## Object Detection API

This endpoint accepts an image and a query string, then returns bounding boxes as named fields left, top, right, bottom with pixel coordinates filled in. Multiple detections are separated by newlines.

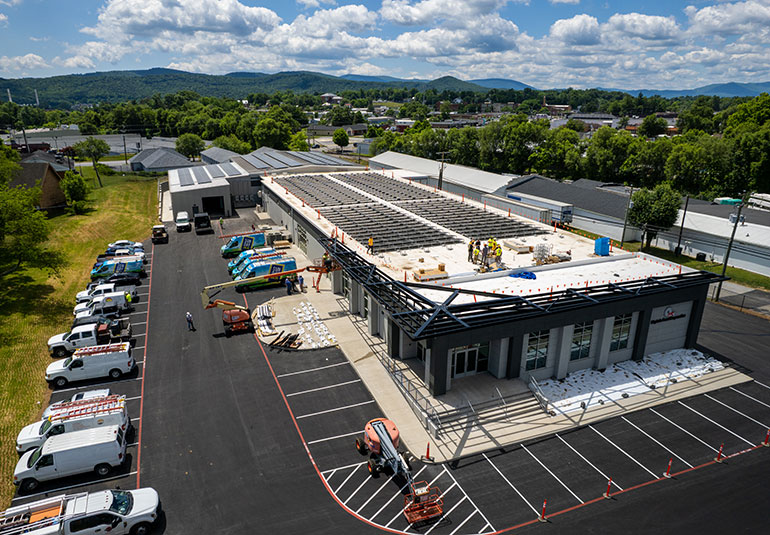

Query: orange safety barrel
left=364, top=418, right=399, bottom=454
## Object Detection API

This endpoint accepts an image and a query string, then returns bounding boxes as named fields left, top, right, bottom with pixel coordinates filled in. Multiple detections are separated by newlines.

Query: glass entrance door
left=451, top=346, right=479, bottom=378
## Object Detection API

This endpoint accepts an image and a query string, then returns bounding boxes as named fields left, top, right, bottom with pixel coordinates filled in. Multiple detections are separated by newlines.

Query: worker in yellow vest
left=472, top=246, right=480, bottom=264
left=467, top=239, right=475, bottom=262
left=495, top=245, right=503, bottom=266
left=367, top=236, right=374, bottom=254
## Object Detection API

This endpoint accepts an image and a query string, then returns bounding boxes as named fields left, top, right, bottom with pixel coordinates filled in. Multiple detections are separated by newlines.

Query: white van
left=14, top=425, right=127, bottom=494
left=45, top=343, right=136, bottom=388
left=42, top=388, right=111, bottom=418
left=76, top=283, right=136, bottom=304
left=175, top=211, right=191, bottom=232
left=73, top=292, right=132, bottom=317
left=16, top=395, right=129, bottom=453
left=0, top=488, right=160, bottom=535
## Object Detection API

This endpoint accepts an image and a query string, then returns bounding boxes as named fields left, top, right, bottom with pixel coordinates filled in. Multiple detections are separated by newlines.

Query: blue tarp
left=509, top=271, right=536, bottom=280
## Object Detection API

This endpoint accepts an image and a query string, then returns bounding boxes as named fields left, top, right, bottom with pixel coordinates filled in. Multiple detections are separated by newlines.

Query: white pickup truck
left=48, top=323, right=132, bottom=358
left=0, top=488, right=160, bottom=535
left=76, top=282, right=137, bottom=304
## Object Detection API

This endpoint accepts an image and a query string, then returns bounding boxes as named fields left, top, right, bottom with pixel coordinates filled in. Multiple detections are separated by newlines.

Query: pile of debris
left=294, top=301, right=337, bottom=349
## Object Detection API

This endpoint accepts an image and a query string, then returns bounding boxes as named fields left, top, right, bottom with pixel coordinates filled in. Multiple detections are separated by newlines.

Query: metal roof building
left=201, top=146, right=238, bottom=165
left=168, top=162, right=248, bottom=218
left=129, top=147, right=191, bottom=172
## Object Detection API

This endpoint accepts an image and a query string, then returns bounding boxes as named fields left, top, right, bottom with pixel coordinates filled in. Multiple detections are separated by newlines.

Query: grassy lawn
left=0, top=168, right=156, bottom=506
left=559, top=225, right=770, bottom=291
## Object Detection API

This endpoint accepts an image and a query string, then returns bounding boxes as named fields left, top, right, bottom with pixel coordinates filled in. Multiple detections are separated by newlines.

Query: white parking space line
left=131, top=417, right=140, bottom=422
left=425, top=496, right=467, bottom=535
left=754, top=380, right=770, bottom=391
left=321, top=461, right=367, bottom=477
left=441, top=465, right=494, bottom=531
left=125, top=396, right=142, bottom=401
left=132, top=322, right=147, bottom=327
left=133, top=345, right=145, bottom=351
left=521, top=444, right=583, bottom=503
left=53, top=377, right=142, bottom=393
left=355, top=474, right=396, bottom=514
left=448, top=507, right=476, bottom=535
left=730, top=387, right=770, bottom=410
left=555, top=434, right=623, bottom=490
left=11, top=471, right=138, bottom=502
left=649, top=408, right=720, bottom=454
left=478, top=522, right=492, bottom=534
left=307, top=430, right=361, bottom=445
left=277, top=361, right=348, bottom=378
left=126, top=311, right=147, bottom=316
left=334, top=465, right=361, bottom=494
left=126, top=442, right=138, bottom=447
left=705, top=394, right=770, bottom=429
left=296, top=400, right=375, bottom=420
left=343, top=474, right=373, bottom=506
left=286, top=379, right=361, bottom=397
left=589, top=425, right=658, bottom=479
left=385, top=468, right=446, bottom=528
left=621, top=417, right=693, bottom=468
left=369, top=466, right=427, bottom=522
left=483, top=453, right=538, bottom=516
left=678, top=401, right=755, bottom=446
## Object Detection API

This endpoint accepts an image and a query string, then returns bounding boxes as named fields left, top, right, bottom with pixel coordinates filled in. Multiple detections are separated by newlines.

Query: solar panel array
left=220, top=163, right=240, bottom=177
left=273, top=174, right=371, bottom=207
left=334, top=172, right=439, bottom=202
left=178, top=168, right=194, bottom=187
left=320, top=204, right=461, bottom=252
left=192, top=166, right=211, bottom=184
left=395, top=198, right=548, bottom=240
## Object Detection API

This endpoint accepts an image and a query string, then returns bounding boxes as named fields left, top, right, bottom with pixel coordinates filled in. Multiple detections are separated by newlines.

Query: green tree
left=73, top=137, right=110, bottom=187
left=584, top=126, right=634, bottom=182
left=60, top=170, right=90, bottom=213
left=0, top=144, right=21, bottom=185
left=365, top=125, right=383, bottom=138
left=529, top=127, right=582, bottom=180
left=323, top=106, right=355, bottom=126
left=175, top=133, right=205, bottom=159
left=289, top=130, right=309, bottom=151
left=637, top=115, right=668, bottom=138
left=333, top=128, right=349, bottom=152
left=212, top=134, right=251, bottom=154
left=0, top=185, right=63, bottom=275
left=253, top=118, right=291, bottom=150
left=627, top=183, right=681, bottom=249
left=564, top=119, right=587, bottom=133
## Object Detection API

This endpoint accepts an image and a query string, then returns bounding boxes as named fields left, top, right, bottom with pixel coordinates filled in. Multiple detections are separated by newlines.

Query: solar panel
left=208, top=165, right=225, bottom=178
left=266, top=150, right=301, bottom=167
left=316, top=153, right=349, bottom=166
left=253, top=152, right=287, bottom=169
left=220, top=163, right=240, bottom=176
left=243, top=154, right=269, bottom=169
left=178, top=168, right=194, bottom=187
left=294, top=151, right=328, bottom=165
left=192, top=166, right=211, bottom=184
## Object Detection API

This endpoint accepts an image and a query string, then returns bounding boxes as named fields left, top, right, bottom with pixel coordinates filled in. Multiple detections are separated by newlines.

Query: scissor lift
left=356, top=418, right=444, bottom=524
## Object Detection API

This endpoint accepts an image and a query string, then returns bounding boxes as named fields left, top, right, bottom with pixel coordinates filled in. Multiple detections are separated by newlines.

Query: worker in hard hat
left=367, top=236, right=374, bottom=254
left=472, top=245, right=480, bottom=264
left=467, top=239, right=475, bottom=262
left=495, top=245, right=503, bottom=266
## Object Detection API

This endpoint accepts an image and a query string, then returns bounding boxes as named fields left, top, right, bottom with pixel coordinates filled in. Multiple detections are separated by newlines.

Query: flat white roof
left=682, top=210, right=770, bottom=248
left=264, top=170, right=686, bottom=297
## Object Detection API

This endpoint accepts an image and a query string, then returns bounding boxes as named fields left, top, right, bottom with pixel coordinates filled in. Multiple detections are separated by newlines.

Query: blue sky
left=1, top=0, right=769, bottom=89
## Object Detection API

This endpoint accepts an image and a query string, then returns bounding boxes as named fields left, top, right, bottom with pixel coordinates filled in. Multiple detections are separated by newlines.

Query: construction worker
left=481, top=243, right=489, bottom=266
left=185, top=311, right=195, bottom=331
left=125, top=292, right=132, bottom=311
left=285, top=276, right=293, bottom=295
left=367, top=236, right=374, bottom=254
left=219, top=217, right=224, bottom=231
left=472, top=245, right=480, bottom=264
left=323, top=252, right=332, bottom=270
left=467, top=239, right=474, bottom=262
left=298, top=275, right=305, bottom=292
left=495, top=245, right=503, bottom=266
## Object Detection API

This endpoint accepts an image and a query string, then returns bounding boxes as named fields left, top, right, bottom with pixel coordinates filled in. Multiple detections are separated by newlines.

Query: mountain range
left=1, top=68, right=768, bottom=108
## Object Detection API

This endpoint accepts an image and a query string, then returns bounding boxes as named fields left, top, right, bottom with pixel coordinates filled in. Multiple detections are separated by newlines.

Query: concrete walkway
left=710, top=280, right=770, bottom=318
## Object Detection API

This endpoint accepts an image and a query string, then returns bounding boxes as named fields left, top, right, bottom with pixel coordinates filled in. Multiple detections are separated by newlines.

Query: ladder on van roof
left=73, top=342, right=129, bottom=357
left=48, top=395, right=126, bottom=422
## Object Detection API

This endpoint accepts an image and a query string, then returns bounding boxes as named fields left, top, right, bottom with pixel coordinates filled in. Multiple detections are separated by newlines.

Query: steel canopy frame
left=321, top=238, right=726, bottom=340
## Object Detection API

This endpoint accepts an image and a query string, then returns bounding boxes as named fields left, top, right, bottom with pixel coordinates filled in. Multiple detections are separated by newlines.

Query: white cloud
left=550, top=14, right=600, bottom=45
left=0, top=13, right=7, bottom=25
left=606, top=13, right=680, bottom=41
left=380, top=0, right=514, bottom=27
left=685, top=1, right=770, bottom=36
left=550, top=0, right=579, bottom=4
left=0, top=0, right=22, bottom=5
left=0, top=53, right=49, bottom=71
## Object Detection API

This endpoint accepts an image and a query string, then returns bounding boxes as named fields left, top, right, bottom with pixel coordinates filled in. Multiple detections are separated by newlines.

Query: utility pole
left=620, top=186, right=634, bottom=248
left=714, top=196, right=745, bottom=302
left=436, top=151, right=449, bottom=191
left=675, top=194, right=690, bottom=256
left=122, top=133, right=128, bottom=165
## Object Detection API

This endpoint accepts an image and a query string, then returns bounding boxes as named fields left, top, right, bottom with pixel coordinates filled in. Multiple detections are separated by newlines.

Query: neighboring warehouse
left=168, top=147, right=361, bottom=218
left=201, top=146, right=238, bottom=165
left=262, top=170, right=720, bottom=396
left=129, top=147, right=191, bottom=172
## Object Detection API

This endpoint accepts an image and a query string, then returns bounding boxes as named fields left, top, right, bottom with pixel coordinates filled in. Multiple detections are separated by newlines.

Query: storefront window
left=570, top=322, right=593, bottom=360
left=526, top=330, right=549, bottom=371
left=610, top=313, right=633, bottom=351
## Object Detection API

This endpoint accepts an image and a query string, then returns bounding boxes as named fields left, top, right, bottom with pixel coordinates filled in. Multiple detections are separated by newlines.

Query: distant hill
left=470, top=78, right=535, bottom=90
left=0, top=68, right=487, bottom=108
left=603, top=81, right=770, bottom=98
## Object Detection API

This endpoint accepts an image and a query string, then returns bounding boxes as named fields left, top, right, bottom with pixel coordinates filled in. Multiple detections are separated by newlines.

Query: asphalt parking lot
left=22, top=214, right=769, bottom=534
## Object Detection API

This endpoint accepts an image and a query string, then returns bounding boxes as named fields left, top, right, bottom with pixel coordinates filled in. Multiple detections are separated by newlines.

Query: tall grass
left=0, top=170, right=156, bottom=506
